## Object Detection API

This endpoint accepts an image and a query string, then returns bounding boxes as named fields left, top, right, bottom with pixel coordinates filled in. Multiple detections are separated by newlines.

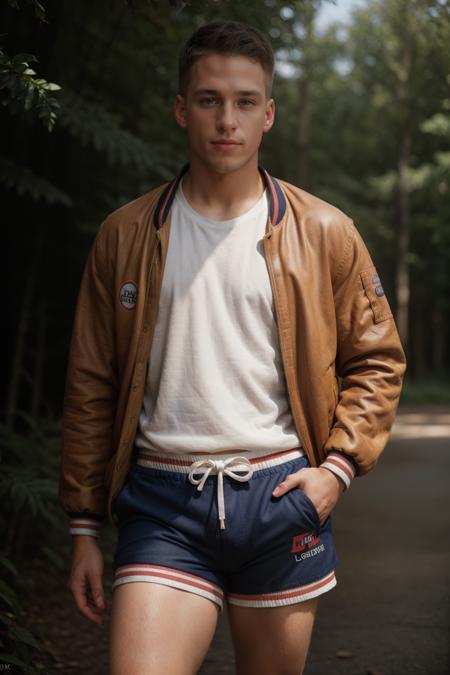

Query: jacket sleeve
left=58, top=219, right=118, bottom=535
left=322, top=219, right=407, bottom=477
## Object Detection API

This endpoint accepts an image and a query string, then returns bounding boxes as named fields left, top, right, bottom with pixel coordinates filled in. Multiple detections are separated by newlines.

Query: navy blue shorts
left=111, top=447, right=338, bottom=611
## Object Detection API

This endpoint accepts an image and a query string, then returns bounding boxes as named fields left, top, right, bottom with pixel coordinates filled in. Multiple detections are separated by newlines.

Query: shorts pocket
left=288, top=488, right=321, bottom=530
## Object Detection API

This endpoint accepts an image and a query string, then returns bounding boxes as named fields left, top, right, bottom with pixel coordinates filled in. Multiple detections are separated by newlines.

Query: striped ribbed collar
left=153, top=163, right=287, bottom=230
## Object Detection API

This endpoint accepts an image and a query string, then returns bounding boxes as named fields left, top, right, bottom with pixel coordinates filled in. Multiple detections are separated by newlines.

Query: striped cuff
left=69, top=517, right=101, bottom=537
left=320, top=451, right=357, bottom=490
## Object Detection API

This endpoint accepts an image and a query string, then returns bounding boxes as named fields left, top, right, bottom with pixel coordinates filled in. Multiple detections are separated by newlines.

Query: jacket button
left=143, top=325, right=148, bottom=333
left=116, top=463, right=121, bottom=472
left=132, top=384, right=138, bottom=391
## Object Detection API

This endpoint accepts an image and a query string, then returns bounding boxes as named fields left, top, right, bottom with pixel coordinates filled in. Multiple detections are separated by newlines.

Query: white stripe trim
left=112, top=574, right=223, bottom=610
left=229, top=571, right=335, bottom=599
left=326, top=453, right=356, bottom=475
left=321, top=462, right=352, bottom=489
left=70, top=518, right=100, bottom=536
left=69, top=527, right=100, bottom=537
left=136, top=448, right=304, bottom=474
left=227, top=574, right=337, bottom=608
left=321, top=453, right=356, bottom=490
left=114, top=564, right=224, bottom=595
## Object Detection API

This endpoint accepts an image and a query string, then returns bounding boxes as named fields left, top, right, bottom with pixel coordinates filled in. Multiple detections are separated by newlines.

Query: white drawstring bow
left=188, top=456, right=254, bottom=530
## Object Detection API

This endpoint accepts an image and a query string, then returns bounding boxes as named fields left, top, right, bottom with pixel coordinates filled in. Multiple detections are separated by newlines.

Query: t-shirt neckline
left=176, top=176, right=268, bottom=228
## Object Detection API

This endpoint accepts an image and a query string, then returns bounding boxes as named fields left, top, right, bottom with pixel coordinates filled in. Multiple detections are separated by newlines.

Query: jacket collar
left=153, top=162, right=286, bottom=230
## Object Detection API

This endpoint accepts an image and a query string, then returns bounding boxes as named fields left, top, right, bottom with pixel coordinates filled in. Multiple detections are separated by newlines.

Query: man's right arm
left=59, top=218, right=118, bottom=539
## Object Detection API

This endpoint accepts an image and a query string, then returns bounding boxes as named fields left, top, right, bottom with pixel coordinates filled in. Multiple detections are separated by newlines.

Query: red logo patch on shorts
left=291, top=530, right=320, bottom=554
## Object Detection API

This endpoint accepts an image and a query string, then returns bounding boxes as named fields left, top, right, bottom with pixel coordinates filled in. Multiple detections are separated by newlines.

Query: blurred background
left=1, top=1, right=449, bottom=673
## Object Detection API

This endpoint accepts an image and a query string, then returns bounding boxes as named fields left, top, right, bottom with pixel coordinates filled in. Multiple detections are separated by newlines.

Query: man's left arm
left=273, top=218, right=407, bottom=521
left=323, top=219, right=407, bottom=478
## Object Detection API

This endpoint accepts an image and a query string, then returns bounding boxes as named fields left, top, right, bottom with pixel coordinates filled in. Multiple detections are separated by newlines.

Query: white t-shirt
left=134, top=179, right=301, bottom=454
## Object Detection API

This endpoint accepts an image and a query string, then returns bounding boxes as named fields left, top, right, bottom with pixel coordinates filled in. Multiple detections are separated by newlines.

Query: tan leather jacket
left=59, top=164, right=406, bottom=526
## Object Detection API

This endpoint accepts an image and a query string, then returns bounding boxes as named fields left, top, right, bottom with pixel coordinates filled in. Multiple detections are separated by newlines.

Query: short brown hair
left=178, top=20, right=275, bottom=98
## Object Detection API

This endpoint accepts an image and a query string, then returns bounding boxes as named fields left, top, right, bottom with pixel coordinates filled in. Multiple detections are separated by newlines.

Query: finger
left=272, top=471, right=304, bottom=497
left=71, top=577, right=104, bottom=625
left=88, top=571, right=106, bottom=610
left=76, top=587, right=104, bottom=624
left=319, top=510, right=329, bottom=527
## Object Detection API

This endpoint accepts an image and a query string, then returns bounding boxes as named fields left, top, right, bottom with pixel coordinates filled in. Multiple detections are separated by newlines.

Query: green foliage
left=5, top=0, right=47, bottom=22
left=400, top=377, right=450, bottom=404
left=368, top=162, right=445, bottom=197
left=0, top=414, right=67, bottom=562
left=419, top=107, right=450, bottom=187
left=0, top=554, right=42, bottom=674
left=0, top=618, right=42, bottom=674
left=57, top=90, right=176, bottom=178
left=422, top=112, right=450, bottom=137
left=0, top=157, right=73, bottom=205
left=0, top=49, right=61, bottom=131
left=0, top=413, right=68, bottom=673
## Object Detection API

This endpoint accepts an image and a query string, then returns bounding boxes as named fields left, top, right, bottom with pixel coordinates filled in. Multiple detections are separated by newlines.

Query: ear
left=174, top=94, right=187, bottom=129
left=263, top=98, right=275, bottom=134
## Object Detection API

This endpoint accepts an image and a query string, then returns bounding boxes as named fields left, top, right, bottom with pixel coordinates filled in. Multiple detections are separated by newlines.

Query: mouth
left=211, top=140, right=242, bottom=150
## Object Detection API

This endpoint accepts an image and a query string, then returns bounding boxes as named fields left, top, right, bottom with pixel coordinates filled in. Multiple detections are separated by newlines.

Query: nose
left=216, top=101, right=237, bottom=133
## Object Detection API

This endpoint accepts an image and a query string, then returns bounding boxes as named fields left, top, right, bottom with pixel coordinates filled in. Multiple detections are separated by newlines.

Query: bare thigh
left=109, top=582, right=219, bottom=675
left=228, top=597, right=319, bottom=675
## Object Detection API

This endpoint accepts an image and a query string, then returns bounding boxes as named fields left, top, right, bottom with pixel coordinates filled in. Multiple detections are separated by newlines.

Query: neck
left=181, top=156, right=265, bottom=221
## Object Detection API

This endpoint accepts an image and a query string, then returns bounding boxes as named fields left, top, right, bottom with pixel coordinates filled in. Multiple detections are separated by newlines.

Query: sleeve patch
left=360, top=266, right=393, bottom=324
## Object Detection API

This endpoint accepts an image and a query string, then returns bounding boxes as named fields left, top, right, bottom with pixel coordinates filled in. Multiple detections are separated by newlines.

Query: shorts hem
left=226, top=570, right=336, bottom=608
left=112, top=563, right=224, bottom=611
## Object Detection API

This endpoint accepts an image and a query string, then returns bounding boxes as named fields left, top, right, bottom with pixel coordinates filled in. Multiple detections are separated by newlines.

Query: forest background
left=0, top=0, right=449, bottom=672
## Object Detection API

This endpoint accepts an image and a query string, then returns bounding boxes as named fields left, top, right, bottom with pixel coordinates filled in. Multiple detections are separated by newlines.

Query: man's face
left=174, top=53, right=275, bottom=175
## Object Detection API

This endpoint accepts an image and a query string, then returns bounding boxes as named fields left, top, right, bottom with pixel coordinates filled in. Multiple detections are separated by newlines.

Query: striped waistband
left=134, top=446, right=305, bottom=474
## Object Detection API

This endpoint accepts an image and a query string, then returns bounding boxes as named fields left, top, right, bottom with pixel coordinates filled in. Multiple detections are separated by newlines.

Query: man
left=59, top=20, right=406, bottom=675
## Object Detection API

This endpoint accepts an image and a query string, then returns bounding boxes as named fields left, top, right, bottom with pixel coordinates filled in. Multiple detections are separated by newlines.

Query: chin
left=205, top=156, right=250, bottom=175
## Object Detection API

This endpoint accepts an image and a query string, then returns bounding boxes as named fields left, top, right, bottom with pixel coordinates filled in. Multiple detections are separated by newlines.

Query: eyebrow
left=193, top=88, right=262, bottom=98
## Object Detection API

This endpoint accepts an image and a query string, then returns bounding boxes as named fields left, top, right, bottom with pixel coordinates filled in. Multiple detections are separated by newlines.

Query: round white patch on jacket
left=119, top=282, right=137, bottom=310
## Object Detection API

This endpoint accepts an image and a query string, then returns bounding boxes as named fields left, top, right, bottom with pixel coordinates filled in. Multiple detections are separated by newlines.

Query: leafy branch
left=0, top=157, right=73, bottom=206
left=0, top=49, right=61, bottom=131
left=57, top=89, right=177, bottom=178
left=5, top=0, right=47, bottom=22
